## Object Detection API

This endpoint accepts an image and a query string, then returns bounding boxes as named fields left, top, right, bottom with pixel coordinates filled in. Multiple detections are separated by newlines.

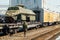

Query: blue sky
left=0, top=0, right=60, bottom=12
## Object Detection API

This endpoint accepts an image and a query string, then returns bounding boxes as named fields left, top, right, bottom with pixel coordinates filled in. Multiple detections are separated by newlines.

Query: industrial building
left=10, top=0, right=42, bottom=9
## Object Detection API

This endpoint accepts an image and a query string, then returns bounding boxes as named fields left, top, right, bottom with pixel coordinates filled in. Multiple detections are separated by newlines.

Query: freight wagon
left=33, top=9, right=60, bottom=26
left=55, top=13, right=60, bottom=24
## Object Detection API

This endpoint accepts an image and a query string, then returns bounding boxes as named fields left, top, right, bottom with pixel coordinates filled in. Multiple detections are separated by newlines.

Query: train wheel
left=35, top=26, right=38, bottom=29
left=56, top=23, right=58, bottom=24
left=2, top=30, right=7, bottom=35
left=14, top=29, right=18, bottom=33
left=37, top=25, right=40, bottom=28
left=43, top=23, right=48, bottom=27
left=9, top=29, right=14, bottom=36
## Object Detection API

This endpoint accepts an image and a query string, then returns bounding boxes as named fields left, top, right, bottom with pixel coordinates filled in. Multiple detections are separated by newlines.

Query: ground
left=0, top=24, right=60, bottom=40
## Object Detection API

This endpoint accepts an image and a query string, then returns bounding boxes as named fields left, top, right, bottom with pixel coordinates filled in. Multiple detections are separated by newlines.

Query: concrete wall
left=10, top=0, right=18, bottom=6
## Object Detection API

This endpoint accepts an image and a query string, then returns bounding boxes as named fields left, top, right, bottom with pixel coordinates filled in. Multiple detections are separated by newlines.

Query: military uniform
left=23, top=22, right=27, bottom=37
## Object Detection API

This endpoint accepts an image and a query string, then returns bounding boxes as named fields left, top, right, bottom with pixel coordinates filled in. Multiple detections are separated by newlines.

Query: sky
left=0, top=0, right=60, bottom=12
left=0, top=0, right=9, bottom=10
left=44, top=0, right=60, bottom=12
left=0, top=0, right=9, bottom=5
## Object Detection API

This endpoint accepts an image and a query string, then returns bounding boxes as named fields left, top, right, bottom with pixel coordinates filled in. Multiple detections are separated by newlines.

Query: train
left=6, top=5, right=60, bottom=26
left=33, top=9, right=60, bottom=26
left=0, top=4, right=60, bottom=34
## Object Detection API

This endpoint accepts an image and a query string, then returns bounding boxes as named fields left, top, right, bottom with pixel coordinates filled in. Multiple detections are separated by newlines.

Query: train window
left=8, top=7, right=19, bottom=10
left=26, top=16, right=30, bottom=22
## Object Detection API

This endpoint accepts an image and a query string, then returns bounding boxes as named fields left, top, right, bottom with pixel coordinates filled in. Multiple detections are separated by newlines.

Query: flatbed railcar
left=0, top=5, right=40, bottom=34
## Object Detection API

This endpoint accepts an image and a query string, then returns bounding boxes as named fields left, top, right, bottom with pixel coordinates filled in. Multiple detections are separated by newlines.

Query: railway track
left=32, top=26, right=60, bottom=40
left=9, top=25, right=60, bottom=37
left=0, top=24, right=60, bottom=40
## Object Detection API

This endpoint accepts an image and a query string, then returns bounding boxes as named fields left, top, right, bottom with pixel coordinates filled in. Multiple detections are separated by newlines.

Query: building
left=10, top=0, right=42, bottom=9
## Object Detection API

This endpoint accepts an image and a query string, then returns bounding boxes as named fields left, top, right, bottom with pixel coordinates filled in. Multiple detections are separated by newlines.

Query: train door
left=26, top=16, right=30, bottom=22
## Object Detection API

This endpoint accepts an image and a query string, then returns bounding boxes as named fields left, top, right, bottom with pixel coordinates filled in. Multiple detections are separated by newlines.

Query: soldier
left=23, top=21, right=27, bottom=37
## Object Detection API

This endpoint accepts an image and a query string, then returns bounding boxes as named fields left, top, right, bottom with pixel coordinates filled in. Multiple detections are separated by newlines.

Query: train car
left=49, top=12, right=54, bottom=25
left=33, top=8, right=60, bottom=26
left=42, top=10, right=55, bottom=26
left=45, top=11, right=55, bottom=25
left=56, top=13, right=60, bottom=24
left=43, top=10, right=60, bottom=25
left=58, top=13, right=60, bottom=24
left=5, top=5, right=40, bottom=29
left=38, top=9, right=54, bottom=26
left=43, top=10, right=49, bottom=26
left=51, top=13, right=59, bottom=24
